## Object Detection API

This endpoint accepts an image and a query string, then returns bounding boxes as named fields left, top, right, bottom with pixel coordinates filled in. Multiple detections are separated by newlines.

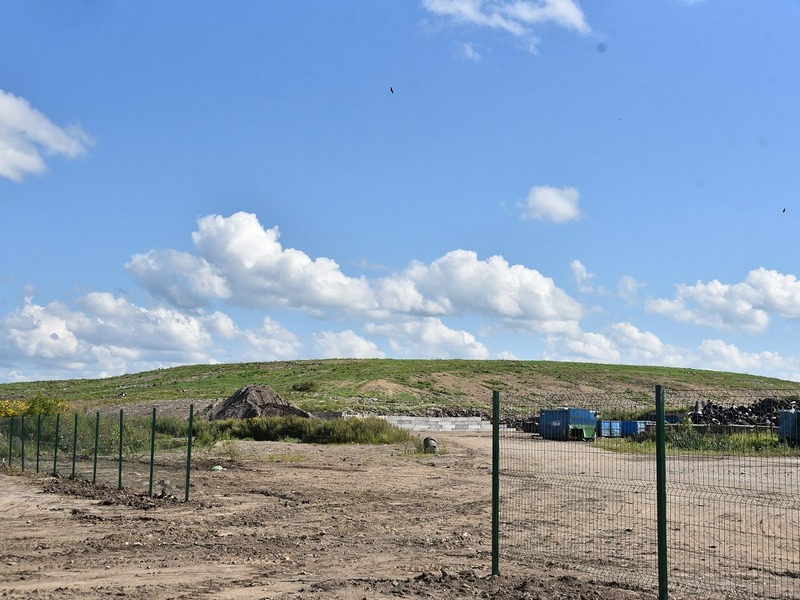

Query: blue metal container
left=621, top=420, right=648, bottom=437
left=779, top=410, right=799, bottom=446
left=540, top=408, right=597, bottom=441
left=598, top=420, right=621, bottom=438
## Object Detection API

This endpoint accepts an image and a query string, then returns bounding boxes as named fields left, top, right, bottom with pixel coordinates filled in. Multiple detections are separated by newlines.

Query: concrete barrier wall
left=380, top=415, right=491, bottom=431
left=311, top=411, right=506, bottom=432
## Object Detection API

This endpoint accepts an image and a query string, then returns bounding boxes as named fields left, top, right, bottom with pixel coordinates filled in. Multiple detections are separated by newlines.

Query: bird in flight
left=783, top=208, right=786, bottom=213
left=390, top=87, right=394, bottom=93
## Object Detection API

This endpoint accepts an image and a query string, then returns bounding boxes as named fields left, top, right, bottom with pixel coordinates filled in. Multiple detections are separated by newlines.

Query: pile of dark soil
left=200, top=384, right=315, bottom=420
left=42, top=477, right=182, bottom=510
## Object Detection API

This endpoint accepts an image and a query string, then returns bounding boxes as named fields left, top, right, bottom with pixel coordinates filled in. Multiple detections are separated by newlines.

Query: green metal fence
left=1, top=405, right=196, bottom=502
left=494, top=387, right=800, bottom=600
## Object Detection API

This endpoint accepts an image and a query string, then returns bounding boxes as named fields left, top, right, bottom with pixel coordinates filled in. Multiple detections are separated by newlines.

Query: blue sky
left=2, top=0, right=800, bottom=383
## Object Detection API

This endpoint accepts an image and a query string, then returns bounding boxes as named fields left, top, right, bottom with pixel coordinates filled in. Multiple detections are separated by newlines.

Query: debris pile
left=689, top=397, right=797, bottom=427
left=201, top=384, right=314, bottom=420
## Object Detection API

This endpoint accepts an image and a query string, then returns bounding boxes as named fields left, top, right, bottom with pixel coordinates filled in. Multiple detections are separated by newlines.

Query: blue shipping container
left=540, top=408, right=597, bottom=441
left=598, top=420, right=621, bottom=438
left=779, top=410, right=799, bottom=445
left=621, top=421, right=649, bottom=437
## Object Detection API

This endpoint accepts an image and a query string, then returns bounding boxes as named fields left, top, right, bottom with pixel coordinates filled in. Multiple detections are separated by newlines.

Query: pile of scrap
left=689, top=397, right=797, bottom=427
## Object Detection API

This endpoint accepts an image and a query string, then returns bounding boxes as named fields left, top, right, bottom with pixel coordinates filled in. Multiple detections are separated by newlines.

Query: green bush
left=602, top=421, right=792, bottom=456
left=0, top=394, right=68, bottom=417
left=291, top=381, right=318, bottom=392
left=28, top=394, right=69, bottom=415
left=326, top=416, right=412, bottom=444
left=154, top=416, right=189, bottom=437
left=197, top=415, right=412, bottom=445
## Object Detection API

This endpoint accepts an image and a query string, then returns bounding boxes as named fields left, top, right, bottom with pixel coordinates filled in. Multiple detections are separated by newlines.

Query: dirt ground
left=0, top=432, right=657, bottom=600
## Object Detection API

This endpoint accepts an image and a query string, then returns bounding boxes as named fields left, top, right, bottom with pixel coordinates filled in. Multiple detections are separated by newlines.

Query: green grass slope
left=1, top=359, right=796, bottom=416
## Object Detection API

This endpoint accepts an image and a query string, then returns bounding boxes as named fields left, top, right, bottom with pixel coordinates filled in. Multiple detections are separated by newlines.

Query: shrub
left=154, top=416, right=191, bottom=437
left=0, top=400, right=27, bottom=418
left=193, top=415, right=412, bottom=445
left=24, top=393, right=69, bottom=416
left=326, top=416, right=413, bottom=445
left=0, top=394, right=67, bottom=417
left=291, top=381, right=318, bottom=392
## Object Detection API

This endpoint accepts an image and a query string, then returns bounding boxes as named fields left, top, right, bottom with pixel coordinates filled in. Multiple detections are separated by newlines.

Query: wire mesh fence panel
left=663, top=389, right=800, bottom=600
left=1, top=417, right=12, bottom=466
left=499, top=392, right=660, bottom=595
left=2, top=408, right=195, bottom=500
left=86, top=409, right=194, bottom=498
left=498, top=388, right=800, bottom=600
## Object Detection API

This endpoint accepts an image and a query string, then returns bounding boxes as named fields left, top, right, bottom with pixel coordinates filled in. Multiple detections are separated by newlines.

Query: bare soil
left=0, top=432, right=655, bottom=600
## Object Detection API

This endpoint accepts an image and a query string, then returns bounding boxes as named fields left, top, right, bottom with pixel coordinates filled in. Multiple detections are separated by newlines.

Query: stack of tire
left=689, top=397, right=797, bottom=427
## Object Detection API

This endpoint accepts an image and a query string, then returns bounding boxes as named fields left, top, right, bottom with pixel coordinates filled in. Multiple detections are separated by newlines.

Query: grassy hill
left=1, top=359, right=796, bottom=416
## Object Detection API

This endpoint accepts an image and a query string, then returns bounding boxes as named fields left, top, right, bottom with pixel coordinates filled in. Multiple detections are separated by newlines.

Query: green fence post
left=53, top=413, right=61, bottom=477
left=20, top=416, right=25, bottom=471
left=71, top=413, right=79, bottom=479
left=36, top=415, right=41, bottom=473
left=148, top=406, right=157, bottom=497
left=184, top=404, right=194, bottom=502
left=8, top=416, right=14, bottom=467
left=492, top=390, right=500, bottom=576
left=118, top=409, right=124, bottom=490
left=92, top=411, right=100, bottom=485
left=656, top=385, right=668, bottom=600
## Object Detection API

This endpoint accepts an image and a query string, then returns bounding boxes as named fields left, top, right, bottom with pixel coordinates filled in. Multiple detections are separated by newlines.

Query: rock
left=157, top=479, right=173, bottom=497
left=200, top=384, right=315, bottom=420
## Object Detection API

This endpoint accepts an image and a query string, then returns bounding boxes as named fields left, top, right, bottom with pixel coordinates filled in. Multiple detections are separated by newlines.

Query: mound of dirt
left=200, top=384, right=314, bottom=420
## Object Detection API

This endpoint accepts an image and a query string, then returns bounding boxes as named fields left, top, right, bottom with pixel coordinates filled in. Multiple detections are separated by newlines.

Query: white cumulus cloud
left=697, top=339, right=800, bottom=380
left=3, top=298, right=84, bottom=360
left=545, top=330, right=620, bottom=362
left=646, top=268, right=800, bottom=333
left=605, top=322, right=686, bottom=366
left=0, top=89, right=93, bottom=182
left=519, top=185, right=582, bottom=223
left=313, top=330, right=386, bottom=359
left=618, top=275, right=645, bottom=305
left=127, top=212, right=376, bottom=313
left=571, top=259, right=606, bottom=295
left=422, top=0, right=591, bottom=41
left=378, top=249, right=583, bottom=332
left=0, top=295, right=216, bottom=377
left=502, top=0, right=590, bottom=33
left=458, top=41, right=483, bottom=61
left=232, top=317, right=302, bottom=361
left=545, top=322, right=689, bottom=367
left=127, top=213, right=583, bottom=337
left=125, top=250, right=231, bottom=309
left=0, top=293, right=311, bottom=378
left=366, top=317, right=489, bottom=359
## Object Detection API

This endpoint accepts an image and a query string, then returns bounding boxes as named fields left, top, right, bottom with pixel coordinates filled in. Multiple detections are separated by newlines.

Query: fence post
left=118, top=409, right=124, bottom=490
left=71, top=413, right=79, bottom=479
left=53, top=413, right=61, bottom=477
left=92, top=411, right=100, bottom=485
left=36, top=415, right=41, bottom=473
left=148, top=406, right=157, bottom=497
left=8, top=416, right=14, bottom=467
left=492, top=390, right=500, bottom=576
left=184, top=404, right=194, bottom=502
left=20, top=416, right=25, bottom=471
left=656, top=385, right=668, bottom=600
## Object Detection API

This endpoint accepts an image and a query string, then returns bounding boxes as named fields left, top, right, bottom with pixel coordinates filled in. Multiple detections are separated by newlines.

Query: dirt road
left=0, top=432, right=655, bottom=599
